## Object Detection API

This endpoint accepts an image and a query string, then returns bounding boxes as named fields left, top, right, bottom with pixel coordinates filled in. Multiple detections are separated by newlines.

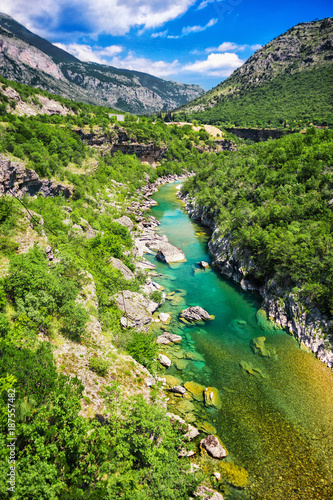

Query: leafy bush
left=89, top=355, right=109, bottom=376
left=126, top=330, right=158, bottom=372
left=150, top=290, right=163, bottom=303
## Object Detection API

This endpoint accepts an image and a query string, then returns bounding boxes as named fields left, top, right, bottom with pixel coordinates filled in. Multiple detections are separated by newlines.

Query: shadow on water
left=146, top=182, right=333, bottom=499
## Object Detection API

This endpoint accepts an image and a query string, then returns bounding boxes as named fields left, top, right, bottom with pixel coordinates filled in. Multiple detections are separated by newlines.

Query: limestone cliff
left=180, top=194, right=333, bottom=368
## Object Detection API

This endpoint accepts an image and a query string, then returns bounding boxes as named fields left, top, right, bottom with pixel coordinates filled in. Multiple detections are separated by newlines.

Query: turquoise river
left=146, top=182, right=333, bottom=500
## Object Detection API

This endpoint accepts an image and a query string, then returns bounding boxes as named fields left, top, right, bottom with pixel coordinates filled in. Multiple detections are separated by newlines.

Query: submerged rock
left=184, top=381, right=205, bottom=402
left=219, top=462, right=249, bottom=489
left=180, top=306, right=214, bottom=322
left=204, top=387, right=222, bottom=409
left=164, top=375, right=183, bottom=387
left=240, top=360, right=266, bottom=378
left=250, top=336, right=271, bottom=357
left=199, top=421, right=217, bottom=434
left=200, top=435, right=228, bottom=459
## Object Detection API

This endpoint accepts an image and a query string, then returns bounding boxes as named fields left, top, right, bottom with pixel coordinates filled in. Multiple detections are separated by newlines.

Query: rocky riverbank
left=179, top=193, right=333, bottom=369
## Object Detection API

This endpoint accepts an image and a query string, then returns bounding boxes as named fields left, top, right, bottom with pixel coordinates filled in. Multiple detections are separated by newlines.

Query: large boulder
left=200, top=435, right=228, bottom=459
left=180, top=306, right=214, bottom=322
left=155, top=242, right=186, bottom=263
left=115, top=290, right=158, bottom=331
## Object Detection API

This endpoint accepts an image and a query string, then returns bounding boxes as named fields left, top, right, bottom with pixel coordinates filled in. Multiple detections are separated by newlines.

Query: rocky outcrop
left=180, top=195, right=333, bottom=368
left=114, top=290, right=159, bottom=331
left=0, top=154, right=72, bottom=198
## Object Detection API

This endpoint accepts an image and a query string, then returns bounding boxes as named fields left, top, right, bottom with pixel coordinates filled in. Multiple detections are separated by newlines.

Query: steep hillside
left=177, top=18, right=333, bottom=127
left=0, top=13, right=204, bottom=114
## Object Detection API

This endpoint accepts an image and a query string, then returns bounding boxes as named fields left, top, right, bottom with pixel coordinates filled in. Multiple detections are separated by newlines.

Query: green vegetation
left=182, top=128, right=333, bottom=316
left=88, top=355, right=109, bottom=376
left=180, top=67, right=333, bottom=128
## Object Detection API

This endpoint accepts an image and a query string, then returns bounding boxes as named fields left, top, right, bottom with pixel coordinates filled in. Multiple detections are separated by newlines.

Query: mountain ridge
left=0, top=13, right=204, bottom=114
left=177, top=17, right=333, bottom=127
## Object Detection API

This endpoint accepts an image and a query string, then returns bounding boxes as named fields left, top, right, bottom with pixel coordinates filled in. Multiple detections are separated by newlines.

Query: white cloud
left=197, top=0, right=214, bottom=10
left=183, top=52, right=244, bottom=76
left=0, top=0, right=197, bottom=36
left=205, top=42, right=262, bottom=53
left=54, top=43, right=123, bottom=64
left=109, top=52, right=180, bottom=78
left=181, top=17, right=218, bottom=35
left=151, top=30, right=168, bottom=38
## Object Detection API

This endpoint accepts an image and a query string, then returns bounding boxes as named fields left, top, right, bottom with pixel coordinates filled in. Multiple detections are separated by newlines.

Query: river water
left=145, top=182, right=333, bottom=499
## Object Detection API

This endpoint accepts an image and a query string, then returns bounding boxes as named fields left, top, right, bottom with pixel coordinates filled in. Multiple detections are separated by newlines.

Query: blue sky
left=0, top=0, right=331, bottom=89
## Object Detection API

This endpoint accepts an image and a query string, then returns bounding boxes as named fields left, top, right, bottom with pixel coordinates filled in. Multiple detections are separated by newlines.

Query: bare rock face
left=180, top=306, right=213, bottom=322
left=110, top=257, right=134, bottom=280
left=200, top=435, right=228, bottom=459
left=115, top=290, right=159, bottom=331
left=113, top=216, right=134, bottom=231
left=194, top=485, right=224, bottom=500
left=0, top=154, right=72, bottom=198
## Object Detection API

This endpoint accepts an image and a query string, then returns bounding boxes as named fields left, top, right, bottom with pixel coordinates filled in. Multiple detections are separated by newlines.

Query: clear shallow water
left=146, top=182, right=333, bottom=499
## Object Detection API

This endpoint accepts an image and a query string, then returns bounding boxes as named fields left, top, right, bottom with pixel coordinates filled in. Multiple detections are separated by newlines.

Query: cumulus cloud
left=54, top=43, right=123, bottom=64
left=183, top=52, right=244, bottom=76
left=0, top=0, right=197, bottom=36
left=197, top=0, right=214, bottom=10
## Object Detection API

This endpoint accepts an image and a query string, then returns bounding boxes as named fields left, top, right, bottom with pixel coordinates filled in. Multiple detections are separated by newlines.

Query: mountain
left=177, top=18, right=333, bottom=128
left=0, top=13, right=204, bottom=115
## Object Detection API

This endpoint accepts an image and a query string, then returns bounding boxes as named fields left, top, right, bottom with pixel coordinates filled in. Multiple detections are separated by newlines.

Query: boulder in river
left=200, top=435, right=228, bottom=459
left=204, top=387, right=222, bottom=409
left=158, top=353, right=172, bottom=367
left=155, top=242, right=186, bottom=263
left=180, top=306, right=214, bottom=322
left=156, top=332, right=182, bottom=344
left=184, top=381, right=205, bottom=402
left=199, top=261, right=210, bottom=269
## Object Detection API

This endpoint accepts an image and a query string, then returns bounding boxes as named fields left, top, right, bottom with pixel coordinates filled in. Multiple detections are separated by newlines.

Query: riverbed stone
left=185, top=351, right=205, bottom=361
left=199, top=261, right=210, bottom=269
left=164, top=375, right=182, bottom=387
left=181, top=306, right=214, bottom=322
left=250, top=336, right=271, bottom=357
left=168, top=386, right=186, bottom=395
left=199, top=421, right=217, bottom=434
left=200, top=435, right=228, bottom=459
left=204, top=387, right=222, bottom=409
left=218, top=462, right=249, bottom=489
left=184, top=381, right=205, bottom=402
left=175, top=359, right=189, bottom=370
left=239, top=361, right=266, bottom=378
